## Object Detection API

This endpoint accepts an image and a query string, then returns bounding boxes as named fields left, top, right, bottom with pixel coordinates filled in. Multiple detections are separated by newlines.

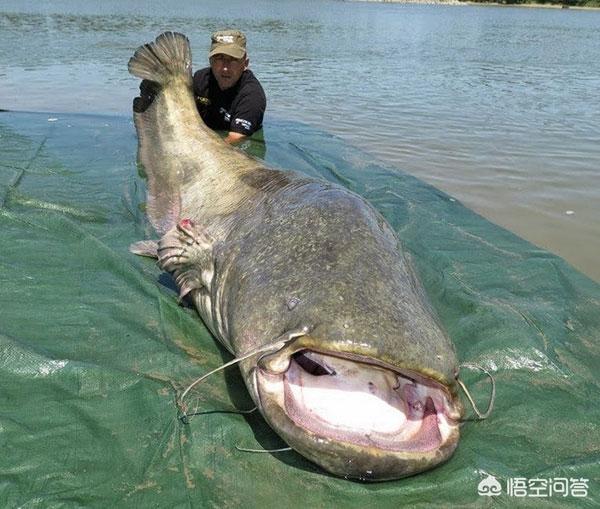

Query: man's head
left=209, top=30, right=249, bottom=91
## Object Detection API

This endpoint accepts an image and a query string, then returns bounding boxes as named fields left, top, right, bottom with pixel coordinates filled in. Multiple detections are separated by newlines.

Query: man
left=193, top=30, right=266, bottom=144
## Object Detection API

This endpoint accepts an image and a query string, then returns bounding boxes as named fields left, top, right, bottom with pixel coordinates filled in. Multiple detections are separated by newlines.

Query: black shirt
left=192, top=68, right=266, bottom=136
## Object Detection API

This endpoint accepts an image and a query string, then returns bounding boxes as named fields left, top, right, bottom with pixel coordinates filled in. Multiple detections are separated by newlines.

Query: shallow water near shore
left=1, top=0, right=599, bottom=281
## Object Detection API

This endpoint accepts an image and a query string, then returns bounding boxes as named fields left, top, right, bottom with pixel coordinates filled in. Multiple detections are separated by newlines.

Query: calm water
left=2, top=0, right=599, bottom=281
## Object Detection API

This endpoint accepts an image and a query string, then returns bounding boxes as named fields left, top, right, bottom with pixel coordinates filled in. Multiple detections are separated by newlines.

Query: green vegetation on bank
left=465, top=0, right=600, bottom=7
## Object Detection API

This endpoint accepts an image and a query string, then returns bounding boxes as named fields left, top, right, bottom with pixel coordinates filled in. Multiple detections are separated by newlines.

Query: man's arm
left=226, top=74, right=266, bottom=144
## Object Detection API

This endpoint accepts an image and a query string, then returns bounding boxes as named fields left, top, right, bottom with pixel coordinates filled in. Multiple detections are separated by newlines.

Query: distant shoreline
left=347, top=0, right=461, bottom=3
left=348, top=0, right=600, bottom=9
left=464, top=0, right=600, bottom=8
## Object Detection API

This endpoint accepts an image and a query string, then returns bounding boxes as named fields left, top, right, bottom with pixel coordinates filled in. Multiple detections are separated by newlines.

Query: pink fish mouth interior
left=258, top=350, right=460, bottom=453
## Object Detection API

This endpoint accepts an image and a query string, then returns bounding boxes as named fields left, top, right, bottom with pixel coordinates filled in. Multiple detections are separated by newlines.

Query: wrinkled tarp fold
left=0, top=112, right=598, bottom=508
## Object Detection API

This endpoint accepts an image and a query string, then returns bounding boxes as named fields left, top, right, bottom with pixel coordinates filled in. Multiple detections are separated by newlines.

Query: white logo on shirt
left=219, top=107, right=231, bottom=122
left=234, top=118, right=252, bottom=131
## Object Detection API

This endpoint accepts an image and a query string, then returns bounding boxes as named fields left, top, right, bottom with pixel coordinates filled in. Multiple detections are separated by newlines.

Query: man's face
left=210, top=54, right=248, bottom=91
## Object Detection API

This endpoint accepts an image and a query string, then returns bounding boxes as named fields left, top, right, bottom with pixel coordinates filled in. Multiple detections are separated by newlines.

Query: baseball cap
left=209, top=30, right=247, bottom=59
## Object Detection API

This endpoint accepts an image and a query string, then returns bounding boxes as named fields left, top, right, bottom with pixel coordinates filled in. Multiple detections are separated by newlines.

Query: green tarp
left=1, top=111, right=598, bottom=507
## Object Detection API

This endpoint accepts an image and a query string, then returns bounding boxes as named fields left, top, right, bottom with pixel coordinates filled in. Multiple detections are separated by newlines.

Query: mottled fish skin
left=129, top=32, right=463, bottom=481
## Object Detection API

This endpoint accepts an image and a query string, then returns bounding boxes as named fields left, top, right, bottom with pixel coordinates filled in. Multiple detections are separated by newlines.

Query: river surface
left=1, top=0, right=599, bottom=281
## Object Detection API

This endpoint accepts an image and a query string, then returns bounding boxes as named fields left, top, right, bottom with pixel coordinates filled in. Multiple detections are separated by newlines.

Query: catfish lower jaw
left=255, top=350, right=461, bottom=481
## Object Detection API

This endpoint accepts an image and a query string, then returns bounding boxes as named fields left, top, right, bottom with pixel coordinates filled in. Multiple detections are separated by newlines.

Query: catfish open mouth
left=255, top=349, right=461, bottom=479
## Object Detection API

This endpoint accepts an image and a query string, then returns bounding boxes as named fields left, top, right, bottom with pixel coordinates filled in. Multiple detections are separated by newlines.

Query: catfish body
left=129, top=32, right=462, bottom=481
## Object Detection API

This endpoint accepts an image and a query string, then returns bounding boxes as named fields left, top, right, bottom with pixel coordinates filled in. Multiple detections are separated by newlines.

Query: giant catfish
left=128, top=32, right=463, bottom=481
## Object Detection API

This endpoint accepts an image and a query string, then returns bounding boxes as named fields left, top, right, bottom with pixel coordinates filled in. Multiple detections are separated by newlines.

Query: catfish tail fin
left=128, top=31, right=192, bottom=85
left=128, top=31, right=195, bottom=235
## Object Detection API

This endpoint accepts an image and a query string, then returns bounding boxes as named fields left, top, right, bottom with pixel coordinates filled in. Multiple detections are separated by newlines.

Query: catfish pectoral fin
left=158, top=218, right=216, bottom=295
left=129, top=240, right=159, bottom=258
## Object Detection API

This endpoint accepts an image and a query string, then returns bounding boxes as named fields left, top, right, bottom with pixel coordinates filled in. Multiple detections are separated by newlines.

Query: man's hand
left=133, top=79, right=160, bottom=113
left=224, top=132, right=247, bottom=144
